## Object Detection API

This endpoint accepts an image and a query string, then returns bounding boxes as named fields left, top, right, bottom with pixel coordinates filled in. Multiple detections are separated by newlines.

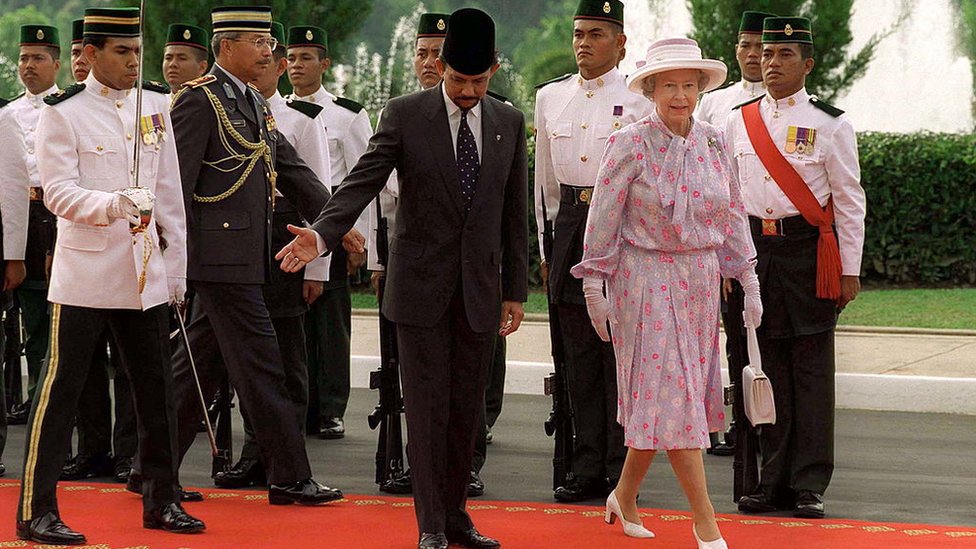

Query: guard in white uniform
left=534, top=0, right=652, bottom=503
left=16, top=8, right=204, bottom=545
left=727, top=16, right=865, bottom=520
left=287, top=25, right=372, bottom=439
left=161, top=23, right=209, bottom=105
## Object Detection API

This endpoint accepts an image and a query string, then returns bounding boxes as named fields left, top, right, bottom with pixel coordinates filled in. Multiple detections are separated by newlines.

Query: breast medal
left=785, top=125, right=816, bottom=155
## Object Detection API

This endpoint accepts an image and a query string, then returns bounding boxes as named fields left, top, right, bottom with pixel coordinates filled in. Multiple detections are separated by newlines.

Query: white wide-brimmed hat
left=626, top=37, right=728, bottom=95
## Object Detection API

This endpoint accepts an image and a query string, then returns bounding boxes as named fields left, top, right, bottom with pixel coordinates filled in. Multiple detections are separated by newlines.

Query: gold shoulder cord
left=192, top=86, right=278, bottom=206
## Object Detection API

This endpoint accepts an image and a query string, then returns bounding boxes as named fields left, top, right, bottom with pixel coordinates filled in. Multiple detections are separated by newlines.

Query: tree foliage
left=0, top=6, right=52, bottom=98
left=951, top=0, right=976, bottom=122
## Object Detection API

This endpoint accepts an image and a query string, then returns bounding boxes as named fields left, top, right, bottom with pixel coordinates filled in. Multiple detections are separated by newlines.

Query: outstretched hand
left=275, top=224, right=322, bottom=272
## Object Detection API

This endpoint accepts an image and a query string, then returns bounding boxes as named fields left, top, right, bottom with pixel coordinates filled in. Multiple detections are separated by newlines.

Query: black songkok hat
left=166, top=24, right=209, bottom=51
left=84, top=8, right=140, bottom=38
left=417, top=13, right=449, bottom=38
left=71, top=19, right=84, bottom=44
left=762, top=16, right=814, bottom=45
left=441, top=8, right=495, bottom=76
left=739, top=11, right=776, bottom=35
left=574, top=0, right=624, bottom=27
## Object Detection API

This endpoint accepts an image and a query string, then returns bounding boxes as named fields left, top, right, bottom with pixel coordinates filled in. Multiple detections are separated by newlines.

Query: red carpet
left=1, top=481, right=975, bottom=548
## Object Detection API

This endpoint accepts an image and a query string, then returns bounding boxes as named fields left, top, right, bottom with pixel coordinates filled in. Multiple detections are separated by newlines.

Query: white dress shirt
left=441, top=82, right=483, bottom=162
left=696, top=79, right=766, bottom=128
left=0, top=108, right=30, bottom=260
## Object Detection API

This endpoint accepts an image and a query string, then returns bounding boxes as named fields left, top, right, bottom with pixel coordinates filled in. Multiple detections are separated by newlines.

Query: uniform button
left=580, top=155, right=588, bottom=162
left=116, top=101, right=123, bottom=108
left=551, top=131, right=557, bottom=137
left=96, top=145, right=104, bottom=152
left=787, top=98, right=796, bottom=106
left=126, top=133, right=133, bottom=140
left=581, top=123, right=588, bottom=129
left=765, top=207, right=774, bottom=215
left=764, top=174, right=771, bottom=181
left=222, top=222, right=230, bottom=228
left=27, top=148, right=34, bottom=154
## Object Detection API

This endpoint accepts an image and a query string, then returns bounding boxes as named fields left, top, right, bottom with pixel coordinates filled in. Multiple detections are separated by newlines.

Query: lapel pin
left=496, top=134, right=502, bottom=141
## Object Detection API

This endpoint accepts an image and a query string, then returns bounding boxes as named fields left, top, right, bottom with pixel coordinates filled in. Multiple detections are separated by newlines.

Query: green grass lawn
left=352, top=288, right=976, bottom=330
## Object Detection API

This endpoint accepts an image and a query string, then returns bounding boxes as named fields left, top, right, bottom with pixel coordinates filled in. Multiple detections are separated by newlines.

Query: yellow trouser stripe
left=21, top=303, right=61, bottom=520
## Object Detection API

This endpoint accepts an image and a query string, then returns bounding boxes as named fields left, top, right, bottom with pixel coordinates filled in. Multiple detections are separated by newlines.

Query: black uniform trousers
left=18, top=303, right=178, bottom=520
left=471, top=335, right=506, bottom=473
left=398, top=285, right=494, bottom=533
left=169, top=281, right=311, bottom=484
left=17, top=201, right=55, bottom=402
left=0, top=300, right=8, bottom=463
left=75, top=334, right=137, bottom=459
left=305, top=267, right=352, bottom=427
left=550, top=193, right=625, bottom=485
left=749, top=215, right=838, bottom=500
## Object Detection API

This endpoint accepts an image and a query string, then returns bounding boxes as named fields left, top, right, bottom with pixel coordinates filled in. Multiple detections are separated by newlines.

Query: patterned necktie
left=456, top=109, right=480, bottom=211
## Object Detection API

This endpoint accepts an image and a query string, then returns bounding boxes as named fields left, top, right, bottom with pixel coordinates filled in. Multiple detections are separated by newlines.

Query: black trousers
left=75, top=333, right=137, bottom=458
left=305, top=281, right=352, bottom=427
left=472, top=334, right=506, bottom=473
left=398, top=287, right=493, bottom=534
left=557, top=303, right=625, bottom=484
left=0, top=305, right=7, bottom=460
left=18, top=303, right=178, bottom=521
left=170, top=282, right=311, bottom=484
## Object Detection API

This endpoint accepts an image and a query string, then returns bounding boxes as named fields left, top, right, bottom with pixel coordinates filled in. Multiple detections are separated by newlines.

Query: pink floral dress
left=570, top=112, right=757, bottom=450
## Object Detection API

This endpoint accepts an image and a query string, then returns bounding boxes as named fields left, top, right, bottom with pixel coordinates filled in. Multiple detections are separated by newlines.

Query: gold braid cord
left=192, top=86, right=277, bottom=205
left=137, top=231, right=152, bottom=294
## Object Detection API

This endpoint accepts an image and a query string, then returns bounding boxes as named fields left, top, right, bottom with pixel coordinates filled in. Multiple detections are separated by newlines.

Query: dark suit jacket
left=172, top=65, right=330, bottom=284
left=312, top=86, right=528, bottom=332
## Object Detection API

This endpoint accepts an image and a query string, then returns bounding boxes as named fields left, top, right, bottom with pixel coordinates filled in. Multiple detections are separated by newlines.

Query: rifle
left=541, top=211, right=575, bottom=491
left=367, top=196, right=405, bottom=489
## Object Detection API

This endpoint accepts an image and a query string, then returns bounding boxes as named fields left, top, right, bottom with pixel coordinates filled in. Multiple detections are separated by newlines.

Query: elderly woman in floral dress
left=571, top=38, right=763, bottom=548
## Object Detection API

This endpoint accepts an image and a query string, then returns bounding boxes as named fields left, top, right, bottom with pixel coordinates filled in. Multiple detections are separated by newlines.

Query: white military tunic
left=37, top=72, right=186, bottom=310
left=8, top=84, right=59, bottom=196
left=267, top=90, right=332, bottom=281
left=725, top=88, right=866, bottom=275
left=0, top=108, right=30, bottom=260
left=696, top=79, right=766, bottom=128
left=533, top=67, right=652, bottom=259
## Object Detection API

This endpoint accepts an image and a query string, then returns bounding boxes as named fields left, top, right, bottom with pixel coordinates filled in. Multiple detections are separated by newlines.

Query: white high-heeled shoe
left=693, top=523, right=728, bottom=549
left=604, top=490, right=655, bottom=539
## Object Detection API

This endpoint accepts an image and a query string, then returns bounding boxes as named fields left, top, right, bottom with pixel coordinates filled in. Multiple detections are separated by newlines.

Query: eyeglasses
left=229, top=37, right=278, bottom=50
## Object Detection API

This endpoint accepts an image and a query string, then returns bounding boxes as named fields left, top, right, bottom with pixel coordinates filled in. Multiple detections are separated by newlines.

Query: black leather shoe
left=179, top=486, right=204, bottom=502
left=60, top=453, right=114, bottom=481
left=7, top=401, right=29, bottom=425
left=143, top=502, right=206, bottom=533
left=380, top=469, right=412, bottom=494
left=794, top=490, right=825, bottom=518
left=737, top=493, right=779, bottom=514
left=113, top=455, right=133, bottom=483
left=16, top=511, right=86, bottom=545
left=467, top=470, right=485, bottom=497
left=0, top=461, right=5, bottom=477
left=418, top=532, right=448, bottom=549
left=214, top=457, right=266, bottom=489
left=318, top=417, right=345, bottom=439
left=711, top=440, right=735, bottom=456
left=127, top=473, right=203, bottom=502
left=268, top=477, right=343, bottom=505
left=446, top=527, right=501, bottom=549
left=553, top=477, right=605, bottom=503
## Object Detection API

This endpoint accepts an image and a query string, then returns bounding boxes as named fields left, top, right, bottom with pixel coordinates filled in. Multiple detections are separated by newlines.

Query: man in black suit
left=163, top=5, right=341, bottom=506
left=277, top=9, right=527, bottom=549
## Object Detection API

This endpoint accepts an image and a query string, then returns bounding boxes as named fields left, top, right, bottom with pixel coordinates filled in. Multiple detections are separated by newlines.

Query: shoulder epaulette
left=142, top=80, right=170, bottom=94
left=810, top=96, right=844, bottom=117
left=486, top=90, right=510, bottom=104
left=731, top=95, right=763, bottom=111
left=0, top=98, right=9, bottom=109
left=535, top=73, right=572, bottom=89
left=286, top=99, right=324, bottom=119
left=715, top=80, right=735, bottom=91
left=334, top=96, right=365, bottom=114
left=182, top=75, right=217, bottom=89
left=44, top=84, right=85, bottom=106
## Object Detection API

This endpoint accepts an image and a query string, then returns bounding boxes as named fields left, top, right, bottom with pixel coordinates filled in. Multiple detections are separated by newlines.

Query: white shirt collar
left=576, top=67, right=622, bottom=90
left=83, top=72, right=131, bottom=101
left=742, top=79, right=765, bottom=95
left=764, top=87, right=809, bottom=110
left=296, top=85, right=334, bottom=104
left=25, top=83, right=59, bottom=103
left=440, top=82, right=481, bottom=120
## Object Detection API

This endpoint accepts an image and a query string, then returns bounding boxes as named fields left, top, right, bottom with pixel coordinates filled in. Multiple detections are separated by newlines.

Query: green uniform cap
left=417, top=13, right=449, bottom=38
left=211, top=6, right=272, bottom=34
left=287, top=25, right=327, bottom=50
left=762, top=16, right=813, bottom=45
left=271, top=22, right=285, bottom=46
left=574, top=0, right=624, bottom=26
left=166, top=23, right=208, bottom=52
left=739, top=11, right=776, bottom=35
left=20, top=25, right=60, bottom=48
left=71, top=19, right=84, bottom=44
left=84, top=8, right=140, bottom=38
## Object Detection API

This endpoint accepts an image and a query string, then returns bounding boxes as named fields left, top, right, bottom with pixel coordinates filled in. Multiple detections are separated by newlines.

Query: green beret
left=71, top=19, right=84, bottom=44
left=287, top=25, right=328, bottom=51
left=762, top=16, right=813, bottom=45
left=739, top=11, right=776, bottom=35
left=211, top=5, right=272, bottom=34
left=417, top=13, right=449, bottom=38
left=166, top=24, right=208, bottom=52
left=84, top=8, right=140, bottom=38
left=574, top=0, right=624, bottom=26
left=20, top=25, right=60, bottom=48
left=271, top=22, right=285, bottom=46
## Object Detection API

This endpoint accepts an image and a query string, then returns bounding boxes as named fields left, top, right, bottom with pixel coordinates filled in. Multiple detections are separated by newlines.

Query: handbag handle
left=746, top=326, right=763, bottom=375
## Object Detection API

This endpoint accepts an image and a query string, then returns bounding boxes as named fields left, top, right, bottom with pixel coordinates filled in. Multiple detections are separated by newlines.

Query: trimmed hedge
left=859, top=132, right=976, bottom=284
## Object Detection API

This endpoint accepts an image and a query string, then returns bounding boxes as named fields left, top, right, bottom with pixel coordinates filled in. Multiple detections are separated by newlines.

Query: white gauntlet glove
left=108, top=194, right=140, bottom=226
left=583, top=278, right=615, bottom=343
left=168, top=276, right=186, bottom=305
left=740, top=269, right=763, bottom=329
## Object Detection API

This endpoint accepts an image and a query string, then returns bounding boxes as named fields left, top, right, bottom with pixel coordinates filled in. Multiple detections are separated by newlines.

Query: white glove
left=583, top=278, right=615, bottom=342
left=108, top=194, right=140, bottom=226
left=168, top=276, right=186, bottom=305
left=740, top=270, right=763, bottom=329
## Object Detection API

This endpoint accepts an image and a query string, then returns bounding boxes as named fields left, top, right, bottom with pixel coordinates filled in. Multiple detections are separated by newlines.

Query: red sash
left=742, top=100, right=842, bottom=300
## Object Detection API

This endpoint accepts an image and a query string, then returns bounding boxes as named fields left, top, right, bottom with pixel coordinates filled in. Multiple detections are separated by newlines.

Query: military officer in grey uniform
left=16, top=8, right=205, bottom=544
left=727, top=17, right=865, bottom=519
left=211, top=21, right=331, bottom=489
left=534, top=0, right=652, bottom=502
left=5, top=24, right=62, bottom=426
left=165, top=5, right=341, bottom=506
left=696, top=10, right=776, bottom=457
left=286, top=28, right=372, bottom=440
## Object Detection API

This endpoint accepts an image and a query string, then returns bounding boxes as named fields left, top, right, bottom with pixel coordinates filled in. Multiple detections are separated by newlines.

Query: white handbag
left=742, top=326, right=776, bottom=426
